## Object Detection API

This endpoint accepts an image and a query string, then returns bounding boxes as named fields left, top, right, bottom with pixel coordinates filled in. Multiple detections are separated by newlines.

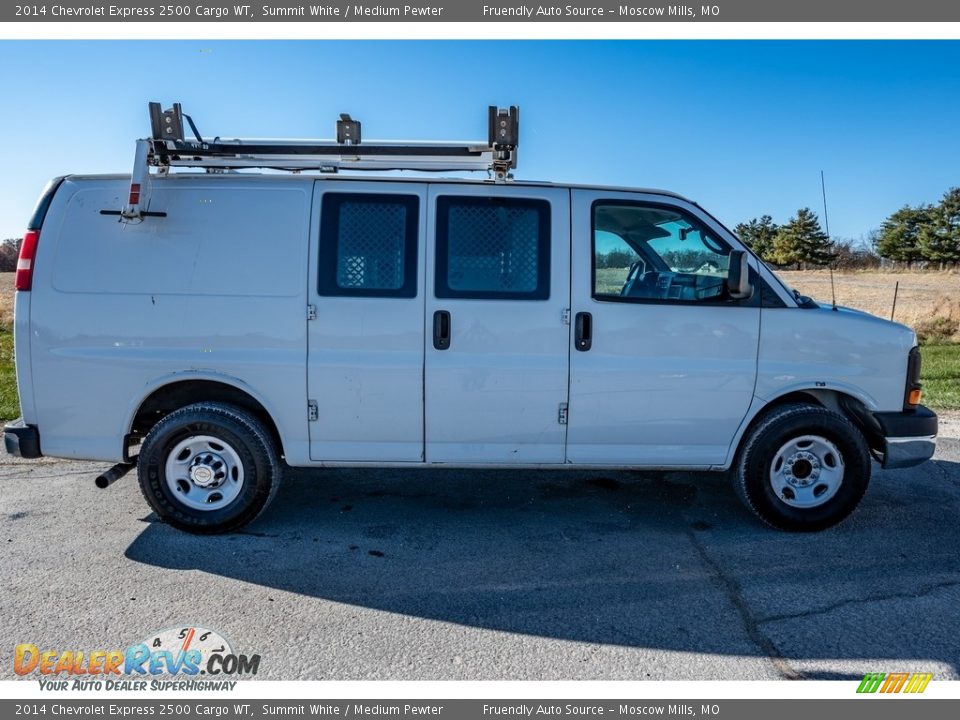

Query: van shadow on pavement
left=125, top=457, right=960, bottom=677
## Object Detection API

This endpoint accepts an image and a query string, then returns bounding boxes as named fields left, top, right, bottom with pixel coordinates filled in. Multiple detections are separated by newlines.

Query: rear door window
left=318, top=193, right=419, bottom=298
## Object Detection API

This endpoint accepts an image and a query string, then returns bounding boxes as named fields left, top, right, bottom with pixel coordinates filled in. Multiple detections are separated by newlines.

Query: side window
left=319, top=193, right=419, bottom=298
left=593, top=201, right=732, bottom=303
left=435, top=196, right=550, bottom=300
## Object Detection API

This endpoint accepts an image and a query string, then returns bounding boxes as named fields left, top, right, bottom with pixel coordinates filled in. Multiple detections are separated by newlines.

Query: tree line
left=0, top=238, right=20, bottom=272
left=736, top=187, right=960, bottom=270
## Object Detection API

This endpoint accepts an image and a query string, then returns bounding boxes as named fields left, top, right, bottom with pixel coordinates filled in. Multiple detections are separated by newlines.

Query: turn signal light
left=908, top=388, right=923, bottom=407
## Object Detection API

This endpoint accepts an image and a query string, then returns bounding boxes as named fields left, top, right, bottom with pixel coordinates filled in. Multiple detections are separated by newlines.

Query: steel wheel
left=164, top=435, right=245, bottom=511
left=768, top=434, right=844, bottom=508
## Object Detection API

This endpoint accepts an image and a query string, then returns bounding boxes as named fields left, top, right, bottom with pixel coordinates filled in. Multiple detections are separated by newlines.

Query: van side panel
left=29, top=176, right=311, bottom=462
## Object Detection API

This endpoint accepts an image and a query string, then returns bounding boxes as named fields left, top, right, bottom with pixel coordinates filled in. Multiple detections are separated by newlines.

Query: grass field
left=918, top=344, right=960, bottom=410
left=0, top=327, right=16, bottom=421
left=0, top=271, right=956, bottom=420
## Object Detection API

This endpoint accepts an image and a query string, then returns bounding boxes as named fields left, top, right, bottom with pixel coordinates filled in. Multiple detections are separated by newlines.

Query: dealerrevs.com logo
left=14, top=626, right=260, bottom=691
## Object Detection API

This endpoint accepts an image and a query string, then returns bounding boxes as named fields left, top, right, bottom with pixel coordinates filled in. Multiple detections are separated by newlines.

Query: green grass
left=0, top=327, right=18, bottom=421
left=919, top=343, right=960, bottom=411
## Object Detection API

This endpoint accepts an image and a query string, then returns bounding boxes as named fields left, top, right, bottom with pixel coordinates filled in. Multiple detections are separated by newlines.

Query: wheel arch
left=126, top=375, right=286, bottom=459
left=725, top=388, right=881, bottom=469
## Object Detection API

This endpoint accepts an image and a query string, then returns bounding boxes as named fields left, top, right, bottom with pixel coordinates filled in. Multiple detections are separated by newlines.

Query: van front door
left=567, top=190, right=760, bottom=467
left=308, top=181, right=427, bottom=462
left=425, top=185, right=571, bottom=463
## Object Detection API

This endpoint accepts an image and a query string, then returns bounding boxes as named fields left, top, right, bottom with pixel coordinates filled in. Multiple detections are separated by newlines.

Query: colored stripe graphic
left=881, top=672, right=910, bottom=693
left=857, top=672, right=885, bottom=693
left=904, top=673, right=933, bottom=693
left=857, top=672, right=932, bottom=694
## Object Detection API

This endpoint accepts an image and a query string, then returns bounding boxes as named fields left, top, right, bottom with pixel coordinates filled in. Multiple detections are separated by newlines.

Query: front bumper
left=3, top=418, right=42, bottom=459
left=872, top=405, right=937, bottom=469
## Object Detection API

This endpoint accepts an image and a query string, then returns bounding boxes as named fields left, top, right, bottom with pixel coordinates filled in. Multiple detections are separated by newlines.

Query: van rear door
left=307, top=181, right=427, bottom=462
left=424, top=184, right=571, bottom=464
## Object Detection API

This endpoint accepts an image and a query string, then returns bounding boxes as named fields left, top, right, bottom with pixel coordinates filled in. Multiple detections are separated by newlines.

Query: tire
left=733, top=403, right=871, bottom=531
left=137, top=402, right=281, bottom=534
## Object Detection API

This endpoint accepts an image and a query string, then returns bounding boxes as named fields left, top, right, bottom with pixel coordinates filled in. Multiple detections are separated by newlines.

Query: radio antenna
left=821, top=170, right=838, bottom=311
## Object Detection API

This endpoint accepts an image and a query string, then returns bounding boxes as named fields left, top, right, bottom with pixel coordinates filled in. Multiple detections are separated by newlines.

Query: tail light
left=904, top=346, right=922, bottom=409
left=15, top=229, right=40, bottom=291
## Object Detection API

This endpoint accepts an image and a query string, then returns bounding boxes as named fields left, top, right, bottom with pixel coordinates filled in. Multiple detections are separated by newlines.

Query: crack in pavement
left=931, top=459, right=960, bottom=489
left=757, top=578, right=960, bottom=626
left=683, top=525, right=803, bottom=680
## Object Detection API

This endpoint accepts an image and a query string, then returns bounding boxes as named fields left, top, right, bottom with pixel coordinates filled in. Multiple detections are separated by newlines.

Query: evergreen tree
left=875, top=205, right=932, bottom=264
left=734, top=215, right=779, bottom=261
left=919, top=188, right=960, bottom=267
left=770, top=228, right=800, bottom=268
left=772, top=208, right=834, bottom=268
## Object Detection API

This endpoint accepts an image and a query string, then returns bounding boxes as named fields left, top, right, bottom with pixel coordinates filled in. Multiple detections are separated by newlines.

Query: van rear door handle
left=433, top=310, right=451, bottom=350
left=575, top=312, right=592, bottom=351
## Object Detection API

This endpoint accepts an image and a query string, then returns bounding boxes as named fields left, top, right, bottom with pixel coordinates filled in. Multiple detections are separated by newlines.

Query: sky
left=0, top=40, right=958, bottom=241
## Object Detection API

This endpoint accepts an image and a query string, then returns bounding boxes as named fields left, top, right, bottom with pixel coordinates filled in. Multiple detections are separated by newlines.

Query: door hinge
left=307, top=304, right=317, bottom=321
left=307, top=400, right=318, bottom=422
left=558, top=402, right=568, bottom=425
left=562, top=308, right=571, bottom=325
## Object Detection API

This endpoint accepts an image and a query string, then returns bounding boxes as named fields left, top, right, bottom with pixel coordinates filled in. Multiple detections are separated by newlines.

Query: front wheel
left=137, top=402, right=281, bottom=534
left=734, top=403, right=871, bottom=531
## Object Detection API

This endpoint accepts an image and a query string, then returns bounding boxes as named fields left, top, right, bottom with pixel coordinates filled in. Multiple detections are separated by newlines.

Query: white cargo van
left=4, top=104, right=937, bottom=533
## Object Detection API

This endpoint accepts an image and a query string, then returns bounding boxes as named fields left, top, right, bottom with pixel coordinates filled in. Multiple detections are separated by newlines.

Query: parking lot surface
left=2, top=418, right=959, bottom=681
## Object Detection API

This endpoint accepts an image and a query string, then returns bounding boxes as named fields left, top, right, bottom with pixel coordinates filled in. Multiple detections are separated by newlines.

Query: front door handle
left=433, top=310, right=451, bottom=350
left=575, top=312, right=592, bottom=351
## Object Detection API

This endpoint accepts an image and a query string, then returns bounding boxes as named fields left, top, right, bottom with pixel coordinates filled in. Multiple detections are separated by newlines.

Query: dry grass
left=780, top=270, right=960, bottom=341
left=0, top=272, right=11, bottom=327
left=597, top=267, right=960, bottom=340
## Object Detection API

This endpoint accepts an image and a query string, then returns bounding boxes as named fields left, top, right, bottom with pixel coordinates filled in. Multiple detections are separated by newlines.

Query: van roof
left=66, top=172, right=695, bottom=204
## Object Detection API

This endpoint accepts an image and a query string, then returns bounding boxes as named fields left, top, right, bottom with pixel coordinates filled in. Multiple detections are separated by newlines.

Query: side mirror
left=726, top=250, right=753, bottom=300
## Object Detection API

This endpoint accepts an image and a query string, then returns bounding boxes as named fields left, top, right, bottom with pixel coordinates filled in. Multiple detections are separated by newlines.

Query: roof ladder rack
left=117, top=102, right=520, bottom=221
left=146, top=101, right=519, bottom=177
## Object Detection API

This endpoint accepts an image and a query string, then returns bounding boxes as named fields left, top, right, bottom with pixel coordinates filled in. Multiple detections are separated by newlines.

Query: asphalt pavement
left=2, top=418, right=958, bottom=681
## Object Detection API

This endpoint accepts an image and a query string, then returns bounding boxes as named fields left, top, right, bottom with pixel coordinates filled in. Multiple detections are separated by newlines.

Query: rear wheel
left=137, top=402, right=281, bottom=534
left=734, top=403, right=871, bottom=531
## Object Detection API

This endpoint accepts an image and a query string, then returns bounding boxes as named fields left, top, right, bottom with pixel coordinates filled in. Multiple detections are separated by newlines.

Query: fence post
left=890, top=281, right=899, bottom=321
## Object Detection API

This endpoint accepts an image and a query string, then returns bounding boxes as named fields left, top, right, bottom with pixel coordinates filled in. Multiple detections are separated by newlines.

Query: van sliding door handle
left=433, top=310, right=451, bottom=350
left=575, top=312, right=592, bottom=351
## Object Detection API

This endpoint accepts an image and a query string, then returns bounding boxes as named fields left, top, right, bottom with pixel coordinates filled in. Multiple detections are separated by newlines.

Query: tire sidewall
left=139, top=409, right=275, bottom=533
left=741, top=409, right=870, bottom=531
